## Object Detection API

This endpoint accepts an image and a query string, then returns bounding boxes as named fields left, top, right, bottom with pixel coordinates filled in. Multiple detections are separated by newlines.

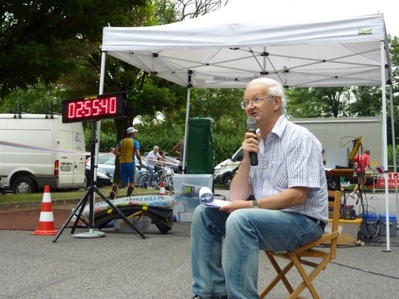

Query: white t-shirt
left=146, top=151, right=161, bottom=169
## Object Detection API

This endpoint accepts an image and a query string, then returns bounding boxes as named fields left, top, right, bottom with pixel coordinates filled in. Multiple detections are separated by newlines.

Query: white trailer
left=214, top=117, right=383, bottom=189
left=291, top=117, right=383, bottom=166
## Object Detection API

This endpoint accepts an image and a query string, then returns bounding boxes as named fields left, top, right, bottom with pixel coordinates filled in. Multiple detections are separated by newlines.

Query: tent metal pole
left=91, top=51, right=106, bottom=234
left=388, top=86, right=399, bottom=226
left=96, top=51, right=106, bottom=168
left=380, top=41, right=390, bottom=251
left=94, top=52, right=107, bottom=219
left=182, top=87, right=191, bottom=173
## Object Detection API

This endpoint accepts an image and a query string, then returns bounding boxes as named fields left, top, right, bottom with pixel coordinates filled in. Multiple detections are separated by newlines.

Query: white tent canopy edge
left=99, top=0, right=394, bottom=249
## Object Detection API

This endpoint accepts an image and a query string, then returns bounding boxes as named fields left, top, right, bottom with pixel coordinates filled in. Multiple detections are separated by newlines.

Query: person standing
left=190, top=78, right=327, bottom=299
left=171, top=140, right=186, bottom=173
left=350, top=149, right=371, bottom=198
left=145, top=145, right=167, bottom=189
left=109, top=127, right=143, bottom=199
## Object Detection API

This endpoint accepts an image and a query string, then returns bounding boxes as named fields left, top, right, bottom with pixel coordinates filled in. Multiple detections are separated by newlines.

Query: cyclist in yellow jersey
left=110, top=127, right=143, bottom=198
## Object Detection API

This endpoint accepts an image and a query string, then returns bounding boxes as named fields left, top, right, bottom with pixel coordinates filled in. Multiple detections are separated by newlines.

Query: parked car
left=214, top=147, right=243, bottom=190
left=85, top=167, right=112, bottom=188
left=85, top=153, right=147, bottom=186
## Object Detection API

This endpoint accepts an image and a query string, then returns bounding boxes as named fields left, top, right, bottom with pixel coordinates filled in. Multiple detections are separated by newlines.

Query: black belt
left=306, top=216, right=327, bottom=231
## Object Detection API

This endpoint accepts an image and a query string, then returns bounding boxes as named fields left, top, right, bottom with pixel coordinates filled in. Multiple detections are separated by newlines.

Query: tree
left=350, top=86, right=382, bottom=117
left=286, top=87, right=349, bottom=118
left=0, top=83, right=66, bottom=115
left=0, top=0, right=147, bottom=97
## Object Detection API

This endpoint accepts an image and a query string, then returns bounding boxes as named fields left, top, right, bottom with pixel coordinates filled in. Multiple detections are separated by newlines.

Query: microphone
left=246, top=116, right=258, bottom=166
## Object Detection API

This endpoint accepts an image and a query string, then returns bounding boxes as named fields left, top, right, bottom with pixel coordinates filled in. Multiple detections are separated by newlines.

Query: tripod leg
left=52, top=189, right=91, bottom=243
left=94, top=187, right=146, bottom=239
left=70, top=190, right=92, bottom=234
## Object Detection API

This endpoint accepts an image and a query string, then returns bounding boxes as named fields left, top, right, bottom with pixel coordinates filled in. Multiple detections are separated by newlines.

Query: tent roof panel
left=101, top=0, right=391, bottom=88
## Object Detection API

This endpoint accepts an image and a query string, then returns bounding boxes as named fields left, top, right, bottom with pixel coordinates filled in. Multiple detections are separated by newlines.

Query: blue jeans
left=190, top=205, right=324, bottom=299
left=145, top=166, right=155, bottom=187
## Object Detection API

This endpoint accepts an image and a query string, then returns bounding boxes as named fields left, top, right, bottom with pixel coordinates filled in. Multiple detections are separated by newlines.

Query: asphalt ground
left=1, top=189, right=399, bottom=299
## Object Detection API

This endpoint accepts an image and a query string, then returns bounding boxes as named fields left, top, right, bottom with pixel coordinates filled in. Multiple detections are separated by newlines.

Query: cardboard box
left=172, top=174, right=213, bottom=222
left=114, top=216, right=151, bottom=233
left=325, top=218, right=363, bottom=246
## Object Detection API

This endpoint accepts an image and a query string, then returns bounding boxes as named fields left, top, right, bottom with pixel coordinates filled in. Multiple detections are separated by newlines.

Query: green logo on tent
left=358, top=28, right=372, bottom=35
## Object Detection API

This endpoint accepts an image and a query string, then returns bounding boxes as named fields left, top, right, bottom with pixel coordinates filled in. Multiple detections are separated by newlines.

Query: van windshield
left=232, top=147, right=243, bottom=162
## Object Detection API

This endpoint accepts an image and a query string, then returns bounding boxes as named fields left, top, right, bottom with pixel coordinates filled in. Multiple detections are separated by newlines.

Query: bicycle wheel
left=143, top=172, right=158, bottom=189
left=137, top=173, right=149, bottom=188
left=164, top=175, right=174, bottom=191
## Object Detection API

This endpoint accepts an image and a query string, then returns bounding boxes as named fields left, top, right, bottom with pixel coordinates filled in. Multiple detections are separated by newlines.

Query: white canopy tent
left=100, top=0, right=394, bottom=249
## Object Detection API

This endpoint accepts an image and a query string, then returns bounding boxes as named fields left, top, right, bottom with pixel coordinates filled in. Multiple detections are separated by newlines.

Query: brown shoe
left=109, top=184, right=119, bottom=199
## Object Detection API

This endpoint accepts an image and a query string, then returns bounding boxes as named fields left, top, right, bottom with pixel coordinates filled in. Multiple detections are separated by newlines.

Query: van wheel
left=223, top=176, right=231, bottom=190
left=13, top=177, right=36, bottom=194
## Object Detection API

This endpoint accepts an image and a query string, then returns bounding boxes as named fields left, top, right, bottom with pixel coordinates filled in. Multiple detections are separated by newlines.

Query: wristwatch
left=252, top=199, right=259, bottom=208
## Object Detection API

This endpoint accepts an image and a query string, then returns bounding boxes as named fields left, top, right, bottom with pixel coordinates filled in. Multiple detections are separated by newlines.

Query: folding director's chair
left=259, top=189, right=342, bottom=299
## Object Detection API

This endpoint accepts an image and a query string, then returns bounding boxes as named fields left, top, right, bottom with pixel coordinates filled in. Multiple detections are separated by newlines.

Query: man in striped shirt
left=190, top=78, right=327, bottom=299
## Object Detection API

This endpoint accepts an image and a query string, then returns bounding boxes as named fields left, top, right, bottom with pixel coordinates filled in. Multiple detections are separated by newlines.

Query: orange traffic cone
left=32, top=185, right=58, bottom=236
left=159, top=182, right=166, bottom=195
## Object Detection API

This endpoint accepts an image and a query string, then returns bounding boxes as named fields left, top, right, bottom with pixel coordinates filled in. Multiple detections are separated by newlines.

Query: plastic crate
left=325, top=218, right=363, bottom=246
left=172, top=174, right=213, bottom=221
left=379, top=213, right=397, bottom=236
left=360, top=212, right=378, bottom=237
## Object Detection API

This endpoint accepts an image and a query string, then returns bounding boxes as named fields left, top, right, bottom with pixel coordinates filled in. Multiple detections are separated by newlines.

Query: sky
left=231, top=0, right=398, bottom=37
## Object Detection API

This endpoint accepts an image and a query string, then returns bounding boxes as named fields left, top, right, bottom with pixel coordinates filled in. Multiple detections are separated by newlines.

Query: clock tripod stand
left=52, top=121, right=146, bottom=243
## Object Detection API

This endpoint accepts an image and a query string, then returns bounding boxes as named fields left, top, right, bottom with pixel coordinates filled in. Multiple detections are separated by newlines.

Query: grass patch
left=0, top=186, right=157, bottom=204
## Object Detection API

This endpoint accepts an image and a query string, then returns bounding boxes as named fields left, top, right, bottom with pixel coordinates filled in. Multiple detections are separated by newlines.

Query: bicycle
left=137, top=164, right=176, bottom=191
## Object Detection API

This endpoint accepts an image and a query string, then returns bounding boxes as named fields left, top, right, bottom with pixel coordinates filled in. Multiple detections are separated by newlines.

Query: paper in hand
left=199, top=187, right=229, bottom=208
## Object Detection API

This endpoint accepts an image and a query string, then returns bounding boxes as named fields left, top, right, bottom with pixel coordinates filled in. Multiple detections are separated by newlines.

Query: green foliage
left=387, top=144, right=399, bottom=167
left=0, top=83, right=68, bottom=114
left=212, top=132, right=242, bottom=165
left=351, top=86, right=382, bottom=117
left=286, top=87, right=350, bottom=118
left=0, top=0, right=148, bottom=96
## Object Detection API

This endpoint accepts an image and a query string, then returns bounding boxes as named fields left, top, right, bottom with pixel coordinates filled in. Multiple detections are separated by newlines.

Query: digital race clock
left=61, top=92, right=126, bottom=123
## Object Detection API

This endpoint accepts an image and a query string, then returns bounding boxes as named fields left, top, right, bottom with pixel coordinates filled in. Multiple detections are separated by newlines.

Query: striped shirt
left=249, top=115, right=328, bottom=223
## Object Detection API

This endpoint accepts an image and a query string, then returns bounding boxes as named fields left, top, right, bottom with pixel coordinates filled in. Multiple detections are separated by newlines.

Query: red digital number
left=68, top=102, right=76, bottom=118
left=83, top=100, right=92, bottom=116
left=99, top=99, right=108, bottom=114
left=76, top=101, right=84, bottom=117
left=92, top=99, right=100, bottom=116
left=109, top=97, right=116, bottom=113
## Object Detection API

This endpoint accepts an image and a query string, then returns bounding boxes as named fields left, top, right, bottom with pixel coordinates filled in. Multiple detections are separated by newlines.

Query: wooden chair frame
left=259, top=190, right=342, bottom=299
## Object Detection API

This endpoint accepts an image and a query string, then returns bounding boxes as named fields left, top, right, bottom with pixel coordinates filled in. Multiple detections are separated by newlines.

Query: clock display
left=62, top=92, right=126, bottom=123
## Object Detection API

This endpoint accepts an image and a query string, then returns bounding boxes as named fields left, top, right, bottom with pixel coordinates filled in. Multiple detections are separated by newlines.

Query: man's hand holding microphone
left=245, top=116, right=259, bottom=166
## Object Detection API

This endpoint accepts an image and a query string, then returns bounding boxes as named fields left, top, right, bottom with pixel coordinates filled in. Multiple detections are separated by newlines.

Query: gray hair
left=153, top=145, right=159, bottom=151
left=247, top=78, right=287, bottom=115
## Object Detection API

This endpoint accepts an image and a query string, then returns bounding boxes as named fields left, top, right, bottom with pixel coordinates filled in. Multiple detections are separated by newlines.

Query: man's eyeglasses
left=240, top=96, right=270, bottom=109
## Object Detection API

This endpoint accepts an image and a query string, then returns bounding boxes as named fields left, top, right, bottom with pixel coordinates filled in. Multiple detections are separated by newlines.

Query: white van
left=0, top=113, right=86, bottom=193
left=214, top=147, right=243, bottom=189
